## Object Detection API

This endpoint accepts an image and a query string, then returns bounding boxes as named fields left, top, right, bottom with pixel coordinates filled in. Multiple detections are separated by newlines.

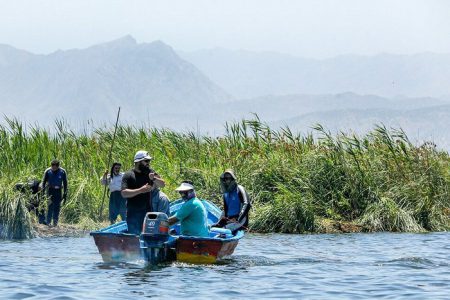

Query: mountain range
left=180, top=48, right=450, bottom=99
left=0, top=35, right=230, bottom=124
left=0, top=36, right=449, bottom=150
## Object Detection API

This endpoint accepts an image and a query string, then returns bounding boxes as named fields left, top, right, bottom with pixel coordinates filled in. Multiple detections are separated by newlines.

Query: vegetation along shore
left=0, top=117, right=449, bottom=239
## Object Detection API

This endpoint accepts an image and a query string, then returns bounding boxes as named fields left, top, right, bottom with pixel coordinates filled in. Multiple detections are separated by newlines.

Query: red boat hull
left=176, top=237, right=239, bottom=264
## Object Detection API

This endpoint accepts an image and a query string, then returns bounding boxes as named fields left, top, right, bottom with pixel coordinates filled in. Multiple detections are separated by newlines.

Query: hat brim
left=175, top=183, right=194, bottom=192
left=134, top=155, right=152, bottom=163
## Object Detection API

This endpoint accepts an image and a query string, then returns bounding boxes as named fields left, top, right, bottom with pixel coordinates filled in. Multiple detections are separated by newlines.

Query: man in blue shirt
left=168, top=181, right=209, bottom=237
left=42, top=159, right=68, bottom=226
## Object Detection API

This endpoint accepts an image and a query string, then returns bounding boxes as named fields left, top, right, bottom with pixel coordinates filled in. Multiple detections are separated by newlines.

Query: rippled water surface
left=1, top=232, right=449, bottom=299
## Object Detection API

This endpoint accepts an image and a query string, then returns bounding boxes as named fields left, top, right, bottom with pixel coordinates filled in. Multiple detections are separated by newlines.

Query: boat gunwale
left=176, top=230, right=244, bottom=242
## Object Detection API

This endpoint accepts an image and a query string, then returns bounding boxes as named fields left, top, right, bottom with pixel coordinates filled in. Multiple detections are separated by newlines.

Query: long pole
left=99, top=107, right=121, bottom=219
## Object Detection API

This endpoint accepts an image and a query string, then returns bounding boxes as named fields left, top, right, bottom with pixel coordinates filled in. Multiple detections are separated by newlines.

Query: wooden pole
left=99, top=107, right=121, bottom=219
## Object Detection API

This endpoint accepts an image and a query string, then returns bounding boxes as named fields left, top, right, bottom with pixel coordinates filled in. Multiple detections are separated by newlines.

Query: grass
left=0, top=117, right=449, bottom=238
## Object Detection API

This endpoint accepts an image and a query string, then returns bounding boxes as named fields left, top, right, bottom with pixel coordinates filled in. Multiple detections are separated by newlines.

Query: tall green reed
left=0, top=117, right=448, bottom=239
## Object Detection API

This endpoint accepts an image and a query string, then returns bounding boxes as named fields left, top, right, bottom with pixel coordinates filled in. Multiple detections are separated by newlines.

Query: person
left=101, top=162, right=127, bottom=224
left=121, top=150, right=165, bottom=235
left=42, top=159, right=68, bottom=226
left=15, top=179, right=45, bottom=224
left=215, top=169, right=251, bottom=233
left=168, top=181, right=209, bottom=237
left=150, top=187, right=170, bottom=217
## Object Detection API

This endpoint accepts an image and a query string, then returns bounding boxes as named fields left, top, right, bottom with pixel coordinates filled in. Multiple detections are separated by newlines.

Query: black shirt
left=121, top=168, right=155, bottom=212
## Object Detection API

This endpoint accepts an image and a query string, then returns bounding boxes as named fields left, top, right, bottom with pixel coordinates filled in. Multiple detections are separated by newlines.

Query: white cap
left=175, top=182, right=194, bottom=192
left=134, top=150, right=152, bottom=163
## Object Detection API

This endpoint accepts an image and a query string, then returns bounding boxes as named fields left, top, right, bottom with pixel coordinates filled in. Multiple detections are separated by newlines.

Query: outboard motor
left=140, top=212, right=170, bottom=264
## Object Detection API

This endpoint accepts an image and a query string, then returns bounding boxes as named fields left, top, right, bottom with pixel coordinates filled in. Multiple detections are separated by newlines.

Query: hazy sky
left=1, top=0, right=449, bottom=58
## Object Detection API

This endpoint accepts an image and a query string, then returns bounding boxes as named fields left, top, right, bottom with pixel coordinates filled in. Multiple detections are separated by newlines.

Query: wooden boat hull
left=176, top=232, right=242, bottom=264
left=92, top=232, right=140, bottom=262
left=90, top=200, right=244, bottom=264
left=90, top=222, right=142, bottom=263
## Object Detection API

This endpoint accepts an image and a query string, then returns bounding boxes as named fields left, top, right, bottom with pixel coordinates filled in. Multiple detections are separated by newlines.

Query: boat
left=90, top=199, right=244, bottom=264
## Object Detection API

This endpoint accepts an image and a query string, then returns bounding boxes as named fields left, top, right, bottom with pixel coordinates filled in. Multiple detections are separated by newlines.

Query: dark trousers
left=46, top=188, right=62, bottom=225
left=126, top=210, right=147, bottom=235
left=109, top=191, right=127, bottom=223
left=32, top=206, right=46, bottom=224
left=26, top=195, right=46, bottom=224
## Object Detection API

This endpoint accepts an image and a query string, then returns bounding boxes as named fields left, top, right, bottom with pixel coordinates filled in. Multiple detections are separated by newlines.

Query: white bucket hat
left=134, top=150, right=152, bottom=163
left=175, top=182, right=194, bottom=192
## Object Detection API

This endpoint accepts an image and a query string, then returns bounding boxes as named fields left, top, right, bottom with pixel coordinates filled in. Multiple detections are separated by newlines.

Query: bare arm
left=100, top=171, right=110, bottom=185
left=149, top=173, right=165, bottom=188
left=121, top=183, right=152, bottom=199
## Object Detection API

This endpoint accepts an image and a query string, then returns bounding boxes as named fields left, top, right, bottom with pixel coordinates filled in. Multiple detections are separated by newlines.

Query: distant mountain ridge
left=0, top=36, right=231, bottom=123
left=180, top=48, right=450, bottom=99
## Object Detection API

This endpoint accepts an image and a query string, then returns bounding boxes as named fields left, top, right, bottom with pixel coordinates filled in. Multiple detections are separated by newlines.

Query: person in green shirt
left=168, top=181, right=209, bottom=237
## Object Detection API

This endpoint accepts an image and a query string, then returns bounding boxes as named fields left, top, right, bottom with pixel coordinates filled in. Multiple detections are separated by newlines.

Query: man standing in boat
left=41, top=159, right=68, bottom=226
left=121, top=150, right=165, bottom=235
left=168, top=181, right=209, bottom=237
left=216, top=169, right=251, bottom=233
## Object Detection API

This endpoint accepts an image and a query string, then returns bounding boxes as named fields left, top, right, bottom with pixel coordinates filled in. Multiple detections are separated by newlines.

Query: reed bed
left=0, top=117, right=448, bottom=238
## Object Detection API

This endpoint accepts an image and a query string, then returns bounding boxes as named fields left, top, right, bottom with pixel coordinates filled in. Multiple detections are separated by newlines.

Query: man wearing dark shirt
left=121, top=150, right=165, bottom=234
left=42, top=159, right=68, bottom=226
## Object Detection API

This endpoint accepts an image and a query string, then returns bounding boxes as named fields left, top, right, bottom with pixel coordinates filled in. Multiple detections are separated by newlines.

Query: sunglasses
left=222, top=177, right=234, bottom=181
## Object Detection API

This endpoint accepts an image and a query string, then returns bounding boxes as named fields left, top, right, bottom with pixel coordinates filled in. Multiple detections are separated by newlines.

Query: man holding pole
left=121, top=150, right=165, bottom=234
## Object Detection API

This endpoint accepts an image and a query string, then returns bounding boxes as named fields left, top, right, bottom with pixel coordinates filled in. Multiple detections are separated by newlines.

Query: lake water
left=1, top=232, right=449, bottom=299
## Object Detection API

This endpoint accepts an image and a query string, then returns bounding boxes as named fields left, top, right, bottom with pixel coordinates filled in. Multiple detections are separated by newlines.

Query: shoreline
left=28, top=220, right=405, bottom=239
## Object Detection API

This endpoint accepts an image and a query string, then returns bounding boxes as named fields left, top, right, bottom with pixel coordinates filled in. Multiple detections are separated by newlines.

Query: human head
left=175, top=180, right=196, bottom=200
left=50, top=159, right=60, bottom=171
left=133, top=150, right=152, bottom=173
left=110, top=162, right=122, bottom=177
left=220, top=169, right=237, bottom=192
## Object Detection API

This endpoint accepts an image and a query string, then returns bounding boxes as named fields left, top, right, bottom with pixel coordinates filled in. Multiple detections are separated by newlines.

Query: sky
left=0, top=0, right=450, bottom=58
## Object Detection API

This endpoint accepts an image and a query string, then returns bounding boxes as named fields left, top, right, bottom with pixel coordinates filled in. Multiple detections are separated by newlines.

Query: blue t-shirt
left=174, top=197, right=209, bottom=237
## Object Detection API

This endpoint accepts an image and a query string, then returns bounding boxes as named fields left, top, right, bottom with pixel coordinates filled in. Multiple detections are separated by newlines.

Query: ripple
left=9, top=292, right=35, bottom=299
left=2, top=233, right=450, bottom=299
left=378, top=257, right=439, bottom=269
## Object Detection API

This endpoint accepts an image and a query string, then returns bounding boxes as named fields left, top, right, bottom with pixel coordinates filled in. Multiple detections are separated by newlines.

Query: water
left=1, top=232, right=449, bottom=299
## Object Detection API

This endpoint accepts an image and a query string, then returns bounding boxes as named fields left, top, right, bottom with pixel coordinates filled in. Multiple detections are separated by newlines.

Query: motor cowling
left=141, top=212, right=169, bottom=237
left=140, top=212, right=170, bottom=264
